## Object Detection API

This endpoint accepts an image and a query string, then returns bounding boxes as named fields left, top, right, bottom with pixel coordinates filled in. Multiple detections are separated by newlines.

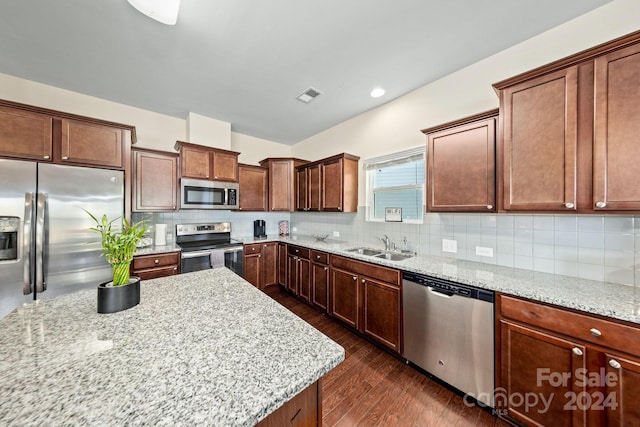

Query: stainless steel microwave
left=180, top=178, right=239, bottom=210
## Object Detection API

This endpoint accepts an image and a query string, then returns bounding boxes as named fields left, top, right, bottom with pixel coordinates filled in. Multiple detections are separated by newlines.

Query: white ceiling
left=0, top=0, right=610, bottom=145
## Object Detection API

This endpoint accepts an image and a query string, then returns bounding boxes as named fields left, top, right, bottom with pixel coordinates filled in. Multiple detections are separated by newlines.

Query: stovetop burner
left=175, top=222, right=241, bottom=252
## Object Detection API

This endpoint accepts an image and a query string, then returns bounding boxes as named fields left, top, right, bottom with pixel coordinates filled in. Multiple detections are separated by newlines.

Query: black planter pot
left=97, top=277, right=141, bottom=314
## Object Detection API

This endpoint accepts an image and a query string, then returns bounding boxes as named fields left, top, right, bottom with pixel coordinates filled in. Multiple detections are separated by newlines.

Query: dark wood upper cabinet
left=494, top=30, right=640, bottom=213
left=61, top=119, right=123, bottom=168
left=423, top=110, right=497, bottom=212
left=132, top=148, right=178, bottom=212
left=295, top=153, right=359, bottom=213
left=592, top=42, right=640, bottom=211
left=259, top=158, right=308, bottom=212
left=0, top=105, right=53, bottom=161
left=174, top=141, right=239, bottom=182
left=238, top=163, right=268, bottom=211
left=0, top=100, right=134, bottom=171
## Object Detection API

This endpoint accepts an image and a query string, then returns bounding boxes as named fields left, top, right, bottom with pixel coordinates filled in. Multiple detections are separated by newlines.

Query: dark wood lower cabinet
left=131, top=252, right=180, bottom=281
left=311, top=251, right=329, bottom=311
left=329, top=268, right=360, bottom=329
left=255, top=380, right=320, bottom=427
left=278, top=243, right=287, bottom=286
left=243, top=242, right=277, bottom=289
left=362, top=278, right=401, bottom=353
left=287, top=245, right=310, bottom=299
left=498, top=294, right=640, bottom=427
left=244, top=252, right=261, bottom=288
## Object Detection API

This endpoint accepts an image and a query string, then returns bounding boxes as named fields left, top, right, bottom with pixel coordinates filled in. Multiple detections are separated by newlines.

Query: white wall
left=291, top=0, right=640, bottom=204
left=0, top=72, right=289, bottom=157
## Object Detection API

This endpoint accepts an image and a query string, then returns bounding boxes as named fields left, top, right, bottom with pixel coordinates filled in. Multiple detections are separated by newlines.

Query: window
left=365, top=146, right=425, bottom=222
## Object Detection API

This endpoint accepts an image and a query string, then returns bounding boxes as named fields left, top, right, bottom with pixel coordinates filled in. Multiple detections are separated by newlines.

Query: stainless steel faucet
left=379, top=234, right=390, bottom=251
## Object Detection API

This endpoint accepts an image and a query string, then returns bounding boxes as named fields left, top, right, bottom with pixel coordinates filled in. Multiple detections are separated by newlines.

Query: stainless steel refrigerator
left=0, top=159, right=124, bottom=319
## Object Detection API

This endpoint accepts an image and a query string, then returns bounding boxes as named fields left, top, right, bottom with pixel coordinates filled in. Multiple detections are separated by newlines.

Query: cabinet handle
left=565, top=202, right=575, bottom=209
left=595, top=201, right=607, bottom=208
left=154, top=259, right=159, bottom=264
left=62, top=156, right=69, bottom=160
left=590, top=328, right=602, bottom=338
left=43, top=155, right=50, bottom=160
left=487, top=205, right=493, bottom=210
left=352, top=276, right=357, bottom=281
left=608, top=359, right=621, bottom=369
left=571, top=347, right=583, bottom=356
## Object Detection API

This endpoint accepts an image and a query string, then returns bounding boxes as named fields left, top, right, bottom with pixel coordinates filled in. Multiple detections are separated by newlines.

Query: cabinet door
left=181, top=146, right=211, bottom=179
left=362, top=277, right=401, bottom=352
left=0, top=106, right=52, bottom=161
left=329, top=268, right=359, bottom=329
left=296, top=167, right=308, bottom=211
left=287, top=255, right=298, bottom=294
left=61, top=119, right=123, bottom=168
left=428, top=117, right=496, bottom=212
left=270, top=160, right=294, bottom=211
left=297, top=258, right=311, bottom=303
left=262, top=242, right=278, bottom=287
left=500, top=320, right=587, bottom=427
left=238, top=165, right=268, bottom=211
left=243, top=253, right=261, bottom=288
left=308, top=163, right=322, bottom=211
left=311, top=262, right=329, bottom=312
left=604, top=352, right=640, bottom=426
left=212, top=151, right=238, bottom=182
left=501, top=67, right=578, bottom=211
left=132, top=150, right=178, bottom=211
left=593, top=43, right=640, bottom=211
left=278, top=243, right=287, bottom=286
left=322, top=158, right=343, bottom=211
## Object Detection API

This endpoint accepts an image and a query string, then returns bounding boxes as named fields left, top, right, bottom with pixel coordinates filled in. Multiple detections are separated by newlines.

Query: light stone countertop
left=236, top=235, right=640, bottom=325
left=134, top=243, right=180, bottom=256
left=0, top=268, right=345, bottom=426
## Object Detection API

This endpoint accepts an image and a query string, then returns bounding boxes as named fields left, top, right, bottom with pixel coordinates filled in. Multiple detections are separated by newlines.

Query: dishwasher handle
left=428, top=286, right=455, bottom=298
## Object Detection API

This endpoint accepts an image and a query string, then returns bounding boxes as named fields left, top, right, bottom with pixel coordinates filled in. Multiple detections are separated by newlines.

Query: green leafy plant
left=86, top=211, right=147, bottom=286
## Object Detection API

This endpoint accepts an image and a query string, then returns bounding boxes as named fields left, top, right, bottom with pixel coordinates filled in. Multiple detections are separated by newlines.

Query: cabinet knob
left=571, top=347, right=583, bottom=356
left=173, top=206, right=176, bottom=209
left=206, top=175, right=209, bottom=178
left=173, top=267, right=177, bottom=271
left=590, top=328, right=602, bottom=338
left=258, top=255, right=261, bottom=258
left=352, top=276, right=357, bottom=281
left=316, top=255, right=321, bottom=259
left=154, top=259, right=159, bottom=264
left=565, top=202, right=575, bottom=209
left=608, top=359, right=621, bottom=369
left=62, top=156, right=69, bottom=160
left=324, top=267, right=328, bottom=271
left=362, top=279, right=366, bottom=284
left=595, top=201, right=607, bottom=208
left=43, top=155, right=50, bottom=160
left=264, top=244, right=267, bottom=247
left=487, top=205, right=493, bottom=210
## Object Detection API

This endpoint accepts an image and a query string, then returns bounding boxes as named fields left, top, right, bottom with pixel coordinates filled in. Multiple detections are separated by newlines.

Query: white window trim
left=364, top=146, right=426, bottom=224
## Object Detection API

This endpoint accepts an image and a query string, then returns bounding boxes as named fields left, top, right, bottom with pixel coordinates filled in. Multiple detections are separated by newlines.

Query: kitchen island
left=0, top=268, right=344, bottom=426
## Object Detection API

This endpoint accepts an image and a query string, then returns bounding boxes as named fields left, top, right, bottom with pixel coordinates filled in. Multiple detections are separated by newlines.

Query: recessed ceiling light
left=296, top=87, right=323, bottom=104
left=128, top=0, right=181, bottom=25
left=370, top=87, right=385, bottom=98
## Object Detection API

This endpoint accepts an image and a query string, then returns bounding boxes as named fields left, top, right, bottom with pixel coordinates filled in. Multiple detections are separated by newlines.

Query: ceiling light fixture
left=127, top=0, right=181, bottom=25
left=370, top=87, right=385, bottom=98
left=296, top=87, right=323, bottom=104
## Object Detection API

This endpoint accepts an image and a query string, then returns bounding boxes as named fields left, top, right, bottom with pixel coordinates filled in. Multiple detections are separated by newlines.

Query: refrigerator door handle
left=23, top=192, right=34, bottom=295
left=35, top=192, right=47, bottom=293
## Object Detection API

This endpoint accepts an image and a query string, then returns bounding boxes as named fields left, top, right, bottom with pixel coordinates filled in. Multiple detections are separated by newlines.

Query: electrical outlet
left=442, top=239, right=457, bottom=253
left=475, top=246, right=494, bottom=257
left=333, top=231, right=340, bottom=237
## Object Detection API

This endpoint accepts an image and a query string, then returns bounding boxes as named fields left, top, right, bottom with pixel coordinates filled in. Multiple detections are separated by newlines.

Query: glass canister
left=278, top=220, right=289, bottom=236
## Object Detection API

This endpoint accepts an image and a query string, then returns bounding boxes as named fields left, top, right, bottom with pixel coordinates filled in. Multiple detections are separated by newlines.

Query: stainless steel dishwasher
left=403, top=271, right=495, bottom=408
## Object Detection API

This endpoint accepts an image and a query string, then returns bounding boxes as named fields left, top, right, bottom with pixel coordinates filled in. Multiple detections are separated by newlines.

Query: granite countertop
left=237, top=235, right=640, bottom=325
left=134, top=243, right=180, bottom=256
left=0, top=268, right=345, bottom=426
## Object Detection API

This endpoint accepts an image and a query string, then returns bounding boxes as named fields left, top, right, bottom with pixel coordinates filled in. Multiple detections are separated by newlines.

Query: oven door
left=181, top=250, right=214, bottom=273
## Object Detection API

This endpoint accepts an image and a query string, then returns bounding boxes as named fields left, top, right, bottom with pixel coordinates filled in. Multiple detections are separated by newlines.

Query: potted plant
left=87, top=211, right=147, bottom=313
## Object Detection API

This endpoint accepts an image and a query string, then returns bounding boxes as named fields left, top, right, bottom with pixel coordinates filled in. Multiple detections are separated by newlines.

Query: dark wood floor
left=265, top=286, right=512, bottom=427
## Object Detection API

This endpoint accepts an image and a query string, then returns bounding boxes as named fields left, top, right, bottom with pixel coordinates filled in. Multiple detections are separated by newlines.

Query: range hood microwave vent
left=296, top=87, right=323, bottom=103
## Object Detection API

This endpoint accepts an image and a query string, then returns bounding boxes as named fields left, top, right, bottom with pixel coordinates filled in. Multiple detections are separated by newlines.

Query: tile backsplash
left=133, top=208, right=640, bottom=287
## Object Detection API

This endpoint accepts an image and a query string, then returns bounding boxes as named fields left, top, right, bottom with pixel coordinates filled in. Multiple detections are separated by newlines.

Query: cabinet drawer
left=500, top=295, right=640, bottom=355
left=288, top=245, right=310, bottom=259
left=330, top=255, right=400, bottom=286
left=311, top=250, right=328, bottom=264
left=244, top=243, right=262, bottom=254
left=133, top=252, right=180, bottom=270
left=136, top=266, right=179, bottom=281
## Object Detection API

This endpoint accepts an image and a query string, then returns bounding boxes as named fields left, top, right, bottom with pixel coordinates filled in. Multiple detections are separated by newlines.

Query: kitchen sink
left=345, top=247, right=383, bottom=256
left=373, top=252, right=413, bottom=261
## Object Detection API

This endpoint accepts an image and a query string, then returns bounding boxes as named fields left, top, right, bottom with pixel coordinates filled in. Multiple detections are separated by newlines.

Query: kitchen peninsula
left=0, top=268, right=344, bottom=426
